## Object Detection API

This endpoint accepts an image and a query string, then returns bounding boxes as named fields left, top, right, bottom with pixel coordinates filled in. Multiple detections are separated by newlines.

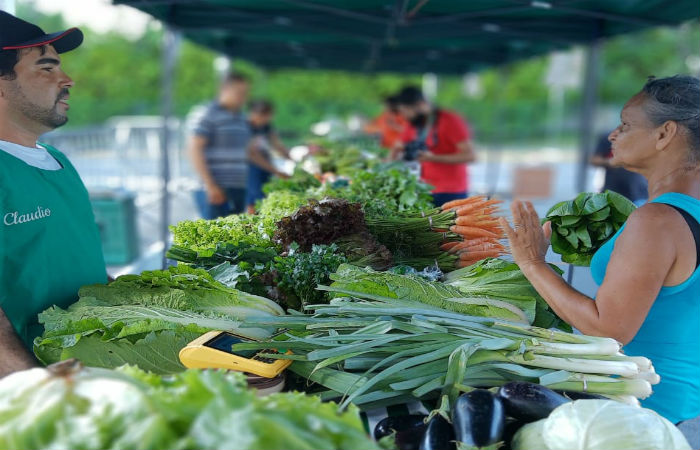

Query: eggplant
left=556, top=390, right=607, bottom=401
left=452, top=389, right=505, bottom=449
left=374, top=415, right=428, bottom=450
left=419, top=415, right=455, bottom=450
left=497, top=382, right=570, bottom=423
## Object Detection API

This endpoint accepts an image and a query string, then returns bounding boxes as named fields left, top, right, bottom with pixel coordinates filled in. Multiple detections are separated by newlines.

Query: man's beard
left=410, top=112, right=428, bottom=128
left=7, top=82, right=69, bottom=129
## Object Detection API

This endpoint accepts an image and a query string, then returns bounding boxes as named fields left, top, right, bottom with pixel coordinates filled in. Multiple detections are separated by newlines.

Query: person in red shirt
left=364, top=95, right=409, bottom=149
left=391, top=86, right=476, bottom=206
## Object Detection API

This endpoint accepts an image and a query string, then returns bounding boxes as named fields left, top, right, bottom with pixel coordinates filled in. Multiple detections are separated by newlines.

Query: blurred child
left=246, top=100, right=290, bottom=213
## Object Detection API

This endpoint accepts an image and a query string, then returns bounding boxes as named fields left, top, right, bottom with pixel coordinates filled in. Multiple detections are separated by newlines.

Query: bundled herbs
left=323, top=264, right=537, bottom=324
left=166, top=242, right=277, bottom=269
left=444, top=258, right=570, bottom=331
left=306, top=138, right=387, bottom=176
left=235, top=299, right=660, bottom=411
left=262, top=167, right=321, bottom=194
left=544, top=191, right=636, bottom=266
left=256, top=189, right=310, bottom=222
left=275, top=198, right=366, bottom=251
left=274, top=243, right=348, bottom=310
left=34, top=266, right=282, bottom=373
left=366, top=207, right=461, bottom=271
left=274, top=197, right=392, bottom=270
left=0, top=362, right=380, bottom=450
left=204, top=244, right=350, bottom=311
left=321, top=164, right=435, bottom=219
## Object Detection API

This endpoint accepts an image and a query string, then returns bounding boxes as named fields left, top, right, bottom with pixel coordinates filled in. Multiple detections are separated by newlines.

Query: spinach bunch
left=545, top=191, right=636, bottom=266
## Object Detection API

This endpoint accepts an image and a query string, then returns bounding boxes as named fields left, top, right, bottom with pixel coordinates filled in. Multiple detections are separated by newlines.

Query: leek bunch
left=238, top=298, right=659, bottom=410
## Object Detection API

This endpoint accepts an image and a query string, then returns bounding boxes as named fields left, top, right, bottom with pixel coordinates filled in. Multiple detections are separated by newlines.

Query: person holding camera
left=391, top=86, right=476, bottom=206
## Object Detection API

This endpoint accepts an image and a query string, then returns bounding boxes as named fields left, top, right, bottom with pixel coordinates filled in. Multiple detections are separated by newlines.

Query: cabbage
left=512, top=399, right=690, bottom=450
left=0, top=361, right=380, bottom=450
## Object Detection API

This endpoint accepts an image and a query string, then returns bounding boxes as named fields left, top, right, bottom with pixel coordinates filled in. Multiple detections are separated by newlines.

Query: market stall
left=2, top=2, right=698, bottom=449
left=3, top=140, right=691, bottom=450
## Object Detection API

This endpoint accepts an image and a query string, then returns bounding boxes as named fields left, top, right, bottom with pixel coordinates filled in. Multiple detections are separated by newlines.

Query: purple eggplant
left=498, top=382, right=570, bottom=423
left=452, top=389, right=505, bottom=448
left=419, top=415, right=455, bottom=450
left=374, top=415, right=428, bottom=450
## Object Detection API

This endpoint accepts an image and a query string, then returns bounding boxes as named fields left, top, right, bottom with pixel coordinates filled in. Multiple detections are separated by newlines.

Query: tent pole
left=160, top=26, right=177, bottom=269
left=575, top=40, right=600, bottom=194
left=569, top=39, right=601, bottom=286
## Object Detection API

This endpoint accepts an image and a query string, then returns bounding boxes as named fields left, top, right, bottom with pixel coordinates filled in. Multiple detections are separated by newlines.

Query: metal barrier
left=39, top=117, right=201, bottom=272
left=40, top=116, right=195, bottom=191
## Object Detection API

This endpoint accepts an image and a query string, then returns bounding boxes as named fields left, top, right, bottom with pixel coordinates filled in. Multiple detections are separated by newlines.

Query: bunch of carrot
left=438, top=195, right=508, bottom=267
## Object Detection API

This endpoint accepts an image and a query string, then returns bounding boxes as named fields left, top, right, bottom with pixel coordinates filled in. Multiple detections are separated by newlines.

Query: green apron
left=0, top=144, right=107, bottom=349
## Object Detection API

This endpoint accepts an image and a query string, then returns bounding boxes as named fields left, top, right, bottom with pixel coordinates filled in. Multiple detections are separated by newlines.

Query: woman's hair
left=248, top=99, right=274, bottom=115
left=640, top=75, right=700, bottom=163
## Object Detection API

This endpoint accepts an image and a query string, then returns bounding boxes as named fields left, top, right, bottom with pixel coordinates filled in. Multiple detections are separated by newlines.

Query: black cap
left=0, top=10, right=83, bottom=54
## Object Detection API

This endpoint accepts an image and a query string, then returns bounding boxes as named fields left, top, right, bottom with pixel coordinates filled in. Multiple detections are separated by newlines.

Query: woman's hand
left=499, top=200, right=552, bottom=272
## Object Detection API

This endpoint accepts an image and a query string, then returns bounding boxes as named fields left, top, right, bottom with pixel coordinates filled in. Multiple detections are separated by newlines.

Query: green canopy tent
left=116, top=0, right=697, bottom=73
left=114, top=0, right=699, bottom=267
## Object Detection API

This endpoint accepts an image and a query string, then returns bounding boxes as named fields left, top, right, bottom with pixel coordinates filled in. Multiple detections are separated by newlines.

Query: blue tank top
left=590, top=192, right=700, bottom=424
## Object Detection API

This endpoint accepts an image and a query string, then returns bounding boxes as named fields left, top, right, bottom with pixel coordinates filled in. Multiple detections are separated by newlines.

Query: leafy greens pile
left=444, top=258, right=570, bottom=330
left=33, top=266, right=282, bottom=373
left=335, top=165, right=434, bottom=220
left=544, top=191, right=636, bottom=266
left=0, top=362, right=380, bottom=450
left=170, top=213, right=275, bottom=252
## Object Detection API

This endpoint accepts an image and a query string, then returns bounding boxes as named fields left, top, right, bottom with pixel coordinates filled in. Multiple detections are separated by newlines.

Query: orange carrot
left=455, top=216, right=500, bottom=227
left=455, top=201, right=502, bottom=216
left=440, top=241, right=461, bottom=252
left=441, top=195, right=487, bottom=210
left=448, top=241, right=478, bottom=254
left=450, top=225, right=500, bottom=238
left=459, top=249, right=503, bottom=260
left=460, top=242, right=505, bottom=253
left=463, top=237, right=493, bottom=245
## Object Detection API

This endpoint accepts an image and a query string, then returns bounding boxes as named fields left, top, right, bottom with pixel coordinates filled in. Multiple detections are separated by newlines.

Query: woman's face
left=608, top=95, right=657, bottom=168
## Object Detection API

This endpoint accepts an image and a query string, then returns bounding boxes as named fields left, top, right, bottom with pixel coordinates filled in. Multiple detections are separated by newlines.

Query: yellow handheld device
left=179, top=330, right=291, bottom=378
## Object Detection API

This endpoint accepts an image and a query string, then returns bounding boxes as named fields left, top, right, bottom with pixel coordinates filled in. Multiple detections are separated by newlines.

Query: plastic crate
left=90, top=191, right=139, bottom=265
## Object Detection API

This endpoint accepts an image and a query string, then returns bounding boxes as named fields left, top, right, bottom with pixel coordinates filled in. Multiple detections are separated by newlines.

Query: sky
left=30, top=0, right=155, bottom=39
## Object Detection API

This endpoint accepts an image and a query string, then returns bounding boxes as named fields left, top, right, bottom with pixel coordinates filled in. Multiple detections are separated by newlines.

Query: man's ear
left=655, top=120, right=678, bottom=151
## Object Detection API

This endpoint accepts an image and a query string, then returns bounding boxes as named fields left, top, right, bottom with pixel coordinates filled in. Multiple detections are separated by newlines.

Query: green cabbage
left=512, top=399, right=690, bottom=450
left=0, top=363, right=380, bottom=450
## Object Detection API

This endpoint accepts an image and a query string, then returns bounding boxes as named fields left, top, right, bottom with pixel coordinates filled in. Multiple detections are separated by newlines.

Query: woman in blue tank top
left=499, top=76, right=700, bottom=438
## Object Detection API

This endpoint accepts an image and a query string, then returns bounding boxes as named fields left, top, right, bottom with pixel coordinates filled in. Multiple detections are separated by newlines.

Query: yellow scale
left=179, top=331, right=292, bottom=378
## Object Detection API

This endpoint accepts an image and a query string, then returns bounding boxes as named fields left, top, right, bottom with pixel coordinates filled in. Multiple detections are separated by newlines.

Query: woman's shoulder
left=624, top=202, right=689, bottom=236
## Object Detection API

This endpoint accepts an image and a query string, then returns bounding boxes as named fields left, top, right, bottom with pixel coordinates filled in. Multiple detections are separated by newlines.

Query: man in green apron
left=0, top=12, right=107, bottom=376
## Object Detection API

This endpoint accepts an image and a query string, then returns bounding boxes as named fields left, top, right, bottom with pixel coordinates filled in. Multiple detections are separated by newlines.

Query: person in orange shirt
left=365, top=95, right=409, bottom=149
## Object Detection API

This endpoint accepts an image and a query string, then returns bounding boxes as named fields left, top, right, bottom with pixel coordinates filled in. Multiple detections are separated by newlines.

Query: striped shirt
left=193, top=102, right=251, bottom=188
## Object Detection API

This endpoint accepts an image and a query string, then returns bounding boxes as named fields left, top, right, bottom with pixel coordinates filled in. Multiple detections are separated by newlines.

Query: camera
left=403, top=139, right=427, bottom=162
